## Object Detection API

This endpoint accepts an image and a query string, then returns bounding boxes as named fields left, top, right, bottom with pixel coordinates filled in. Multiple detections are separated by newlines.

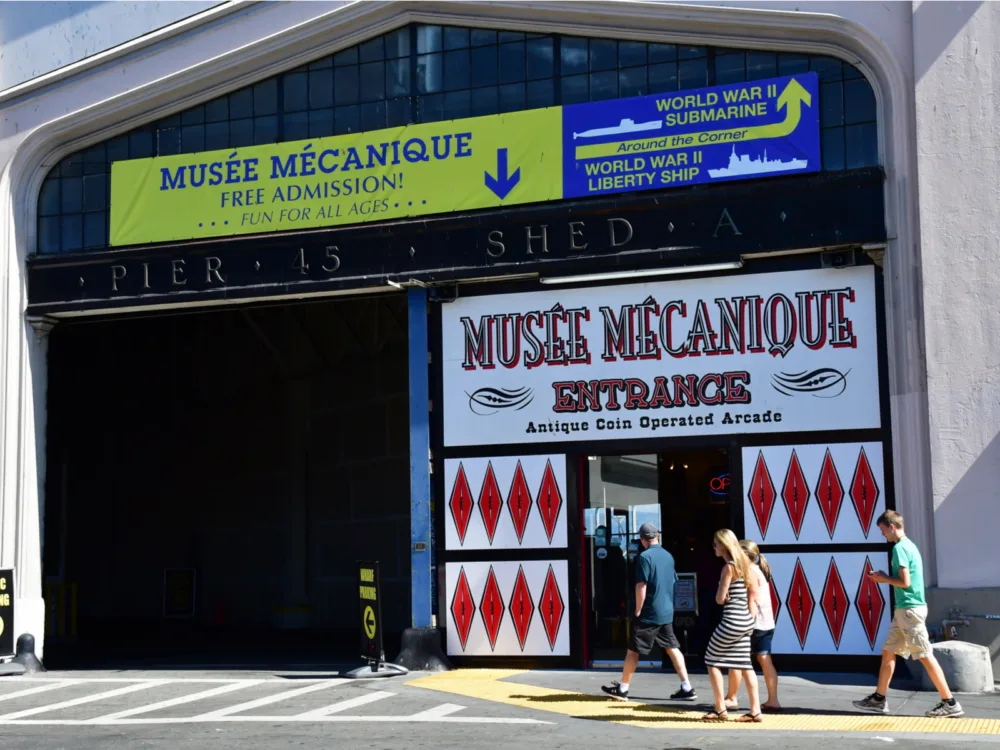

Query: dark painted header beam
left=28, top=168, right=885, bottom=316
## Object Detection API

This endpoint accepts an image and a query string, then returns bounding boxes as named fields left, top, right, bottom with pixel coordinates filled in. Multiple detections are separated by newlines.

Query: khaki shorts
left=884, top=605, right=932, bottom=660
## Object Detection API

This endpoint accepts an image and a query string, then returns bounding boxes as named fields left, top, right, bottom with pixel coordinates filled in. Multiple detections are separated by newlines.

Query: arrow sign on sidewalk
left=485, top=148, right=521, bottom=200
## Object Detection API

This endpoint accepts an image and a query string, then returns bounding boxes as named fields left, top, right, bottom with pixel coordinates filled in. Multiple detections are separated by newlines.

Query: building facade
left=0, top=1, right=997, bottom=671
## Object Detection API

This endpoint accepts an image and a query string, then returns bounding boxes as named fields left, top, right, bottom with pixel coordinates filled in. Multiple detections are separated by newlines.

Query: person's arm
left=871, top=545, right=912, bottom=588
left=634, top=582, right=647, bottom=617
left=634, top=553, right=650, bottom=617
left=870, top=565, right=910, bottom=588
left=744, top=570, right=759, bottom=615
left=715, top=564, right=734, bottom=605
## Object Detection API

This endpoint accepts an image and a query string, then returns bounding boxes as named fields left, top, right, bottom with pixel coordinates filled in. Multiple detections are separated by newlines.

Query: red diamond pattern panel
left=450, top=567, right=476, bottom=651
left=448, top=463, right=474, bottom=545
left=821, top=557, right=849, bottom=649
left=769, top=576, right=782, bottom=627
left=538, top=565, right=566, bottom=651
left=855, top=556, right=887, bottom=650
left=479, top=566, right=505, bottom=651
left=747, top=451, right=777, bottom=538
left=782, top=450, right=811, bottom=539
left=507, top=461, right=534, bottom=544
left=508, top=565, right=536, bottom=651
left=850, top=447, right=881, bottom=538
left=537, top=459, right=563, bottom=543
left=478, top=462, right=504, bottom=544
left=786, top=558, right=815, bottom=649
left=815, top=449, right=844, bottom=539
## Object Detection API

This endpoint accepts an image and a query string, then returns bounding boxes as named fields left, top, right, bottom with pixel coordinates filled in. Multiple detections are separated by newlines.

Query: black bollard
left=12, top=633, right=46, bottom=674
left=394, top=627, right=452, bottom=672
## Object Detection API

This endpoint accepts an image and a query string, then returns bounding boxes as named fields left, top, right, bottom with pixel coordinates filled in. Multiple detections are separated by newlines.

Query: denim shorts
left=751, top=628, right=774, bottom=656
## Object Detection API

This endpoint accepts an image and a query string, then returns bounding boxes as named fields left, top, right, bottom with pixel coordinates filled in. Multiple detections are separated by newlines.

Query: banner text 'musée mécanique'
left=460, top=285, right=859, bottom=371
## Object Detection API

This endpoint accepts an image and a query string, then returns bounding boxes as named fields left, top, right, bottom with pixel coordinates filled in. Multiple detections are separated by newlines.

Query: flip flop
left=761, top=705, right=783, bottom=713
left=702, top=710, right=729, bottom=722
left=737, top=713, right=763, bottom=723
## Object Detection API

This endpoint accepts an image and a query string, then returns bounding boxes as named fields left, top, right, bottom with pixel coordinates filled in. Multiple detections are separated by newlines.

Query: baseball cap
left=639, top=522, right=660, bottom=540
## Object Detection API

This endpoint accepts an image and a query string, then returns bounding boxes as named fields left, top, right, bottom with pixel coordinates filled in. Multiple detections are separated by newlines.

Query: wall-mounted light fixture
left=539, top=260, right=743, bottom=285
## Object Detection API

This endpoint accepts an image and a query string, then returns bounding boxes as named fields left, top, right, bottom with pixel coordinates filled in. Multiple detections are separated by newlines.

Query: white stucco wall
left=0, top=0, right=996, bottom=656
left=0, top=1, right=222, bottom=91
left=913, top=0, right=1000, bottom=589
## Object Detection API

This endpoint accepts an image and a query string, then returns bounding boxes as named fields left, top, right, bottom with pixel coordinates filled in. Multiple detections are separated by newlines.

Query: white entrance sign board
left=441, top=267, right=880, bottom=447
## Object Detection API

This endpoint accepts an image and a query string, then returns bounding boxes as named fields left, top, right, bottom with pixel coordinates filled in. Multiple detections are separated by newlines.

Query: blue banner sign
left=562, top=72, right=820, bottom=199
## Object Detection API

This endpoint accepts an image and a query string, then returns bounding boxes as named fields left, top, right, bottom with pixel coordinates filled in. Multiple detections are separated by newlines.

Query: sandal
left=702, top=710, right=729, bottom=722
left=737, top=713, right=763, bottom=723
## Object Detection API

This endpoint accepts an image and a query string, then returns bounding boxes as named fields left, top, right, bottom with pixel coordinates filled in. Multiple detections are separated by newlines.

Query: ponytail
left=740, top=539, right=772, bottom=583
left=757, top=552, right=772, bottom=584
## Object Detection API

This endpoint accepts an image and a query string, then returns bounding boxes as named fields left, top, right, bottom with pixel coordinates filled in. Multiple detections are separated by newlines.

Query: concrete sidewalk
left=411, top=667, right=1000, bottom=737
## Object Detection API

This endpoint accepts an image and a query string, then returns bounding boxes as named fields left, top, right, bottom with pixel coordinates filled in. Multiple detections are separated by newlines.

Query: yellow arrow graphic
left=574, top=78, right=813, bottom=160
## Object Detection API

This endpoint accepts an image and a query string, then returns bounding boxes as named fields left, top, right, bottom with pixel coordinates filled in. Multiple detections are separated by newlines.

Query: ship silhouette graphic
left=708, top=146, right=808, bottom=178
left=573, top=118, right=663, bottom=140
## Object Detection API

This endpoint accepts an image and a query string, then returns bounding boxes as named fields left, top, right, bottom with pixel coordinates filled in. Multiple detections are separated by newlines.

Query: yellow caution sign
left=358, top=561, right=383, bottom=662
left=0, top=568, right=12, bottom=657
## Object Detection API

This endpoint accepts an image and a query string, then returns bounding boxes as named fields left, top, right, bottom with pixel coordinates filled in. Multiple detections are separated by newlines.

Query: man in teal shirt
left=602, top=523, right=695, bottom=702
left=853, top=511, right=963, bottom=718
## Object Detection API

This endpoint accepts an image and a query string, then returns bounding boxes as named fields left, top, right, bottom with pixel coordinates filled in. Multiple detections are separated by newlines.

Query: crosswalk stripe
left=0, top=712, right=552, bottom=725
left=409, top=703, right=466, bottom=720
left=0, top=680, right=167, bottom=721
left=294, top=690, right=395, bottom=718
left=87, top=680, right=264, bottom=722
left=0, top=681, right=81, bottom=703
left=193, top=679, right=348, bottom=719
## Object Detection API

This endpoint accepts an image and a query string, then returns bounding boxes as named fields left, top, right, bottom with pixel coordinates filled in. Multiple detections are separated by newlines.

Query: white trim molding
left=0, top=1, right=935, bottom=657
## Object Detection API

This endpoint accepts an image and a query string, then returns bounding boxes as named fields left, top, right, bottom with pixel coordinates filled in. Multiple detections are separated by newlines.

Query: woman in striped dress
left=702, top=529, right=762, bottom=722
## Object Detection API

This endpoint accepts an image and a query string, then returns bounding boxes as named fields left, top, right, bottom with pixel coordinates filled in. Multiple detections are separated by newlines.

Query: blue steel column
left=408, top=288, right=432, bottom=628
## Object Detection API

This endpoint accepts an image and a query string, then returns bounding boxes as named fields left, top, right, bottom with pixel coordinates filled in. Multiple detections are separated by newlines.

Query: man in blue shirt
left=602, top=523, right=696, bottom=702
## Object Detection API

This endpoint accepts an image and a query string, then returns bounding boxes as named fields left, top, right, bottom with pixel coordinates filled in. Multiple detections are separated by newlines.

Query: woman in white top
left=725, top=539, right=781, bottom=712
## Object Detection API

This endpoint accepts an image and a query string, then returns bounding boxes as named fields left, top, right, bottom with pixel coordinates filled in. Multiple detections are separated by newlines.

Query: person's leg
left=757, top=654, right=780, bottom=708
left=741, top=668, right=761, bottom=716
left=920, top=653, right=964, bottom=717
left=660, top=626, right=696, bottom=699
left=919, top=654, right=953, bottom=700
left=852, top=647, right=895, bottom=713
left=664, top=647, right=690, bottom=683
left=620, top=648, right=640, bottom=686
left=725, top=669, right=741, bottom=708
left=877, top=648, right=896, bottom=695
left=604, top=623, right=650, bottom=699
left=707, top=666, right=726, bottom=713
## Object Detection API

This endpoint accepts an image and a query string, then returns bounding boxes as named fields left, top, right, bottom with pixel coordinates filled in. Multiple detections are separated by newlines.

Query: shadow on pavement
left=509, top=692, right=867, bottom=719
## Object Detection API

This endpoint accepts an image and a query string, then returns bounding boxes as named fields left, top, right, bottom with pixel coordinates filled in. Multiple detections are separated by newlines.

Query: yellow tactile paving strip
left=408, top=669, right=1000, bottom=734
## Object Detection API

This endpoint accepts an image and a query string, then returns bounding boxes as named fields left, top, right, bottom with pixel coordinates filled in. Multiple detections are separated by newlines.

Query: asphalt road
left=0, top=670, right=994, bottom=749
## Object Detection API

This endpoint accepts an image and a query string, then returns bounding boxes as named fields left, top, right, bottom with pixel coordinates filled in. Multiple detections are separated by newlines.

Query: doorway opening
left=41, top=295, right=409, bottom=667
left=583, top=448, right=734, bottom=668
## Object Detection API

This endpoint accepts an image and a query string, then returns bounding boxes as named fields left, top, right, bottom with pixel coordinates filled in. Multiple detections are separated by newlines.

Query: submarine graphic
left=572, top=118, right=663, bottom=140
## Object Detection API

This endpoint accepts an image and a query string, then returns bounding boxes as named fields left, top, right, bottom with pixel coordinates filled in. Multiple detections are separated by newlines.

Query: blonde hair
left=740, top=539, right=772, bottom=582
left=715, top=528, right=753, bottom=584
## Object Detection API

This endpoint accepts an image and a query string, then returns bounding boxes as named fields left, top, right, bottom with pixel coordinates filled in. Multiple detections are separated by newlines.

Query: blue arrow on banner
left=484, top=148, right=521, bottom=199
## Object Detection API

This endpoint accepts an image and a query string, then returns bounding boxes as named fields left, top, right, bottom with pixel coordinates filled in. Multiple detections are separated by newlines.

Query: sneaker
left=926, top=700, right=964, bottom=718
left=670, top=687, right=699, bottom=701
left=852, top=693, right=889, bottom=714
left=601, top=682, right=629, bottom=701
